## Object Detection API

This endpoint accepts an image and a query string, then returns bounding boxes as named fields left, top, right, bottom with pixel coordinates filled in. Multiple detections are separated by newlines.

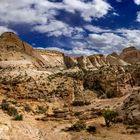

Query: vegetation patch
left=86, top=126, right=96, bottom=133
left=67, top=121, right=86, bottom=131
left=37, top=106, right=48, bottom=114
left=1, top=99, right=23, bottom=121
left=102, top=108, right=118, bottom=127
left=72, top=100, right=90, bottom=106
left=13, top=114, right=23, bottom=121
left=106, top=90, right=115, bottom=98
left=1, top=99, right=10, bottom=111
left=24, top=104, right=32, bottom=112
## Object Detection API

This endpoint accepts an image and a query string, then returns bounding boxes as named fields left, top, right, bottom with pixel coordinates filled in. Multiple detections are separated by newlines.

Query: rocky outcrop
left=77, top=56, right=97, bottom=70
left=0, top=32, right=138, bottom=102
left=120, top=46, right=140, bottom=64
left=118, top=88, right=140, bottom=125
left=63, top=56, right=77, bottom=68
left=63, top=53, right=129, bottom=70
left=106, top=54, right=129, bottom=66
left=0, top=32, right=49, bottom=69
left=88, top=54, right=107, bottom=67
left=37, top=49, right=65, bottom=69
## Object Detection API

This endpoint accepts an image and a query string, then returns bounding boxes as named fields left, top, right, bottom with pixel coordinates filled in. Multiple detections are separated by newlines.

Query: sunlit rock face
left=120, top=46, right=140, bottom=64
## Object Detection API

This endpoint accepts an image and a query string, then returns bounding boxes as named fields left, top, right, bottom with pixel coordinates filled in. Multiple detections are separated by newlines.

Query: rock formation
left=120, top=46, right=140, bottom=64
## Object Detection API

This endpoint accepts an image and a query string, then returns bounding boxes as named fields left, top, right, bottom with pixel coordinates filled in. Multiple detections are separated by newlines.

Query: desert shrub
left=37, top=106, right=47, bottom=114
left=86, top=126, right=96, bottom=133
left=72, top=100, right=85, bottom=106
left=106, top=90, right=115, bottom=98
left=68, top=121, right=86, bottom=131
left=93, top=80, right=103, bottom=91
left=1, top=100, right=18, bottom=117
left=74, top=112, right=81, bottom=116
left=72, top=100, right=90, bottom=106
left=13, top=114, right=23, bottom=121
left=102, top=109, right=118, bottom=127
left=7, top=106, right=18, bottom=116
left=24, top=105, right=32, bottom=112
left=1, top=100, right=9, bottom=111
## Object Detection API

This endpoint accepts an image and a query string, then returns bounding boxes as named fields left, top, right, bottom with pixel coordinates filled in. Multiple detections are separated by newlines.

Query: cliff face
left=1, top=32, right=140, bottom=71
left=120, top=46, right=140, bottom=64
left=0, top=32, right=139, bottom=102
left=0, top=32, right=49, bottom=69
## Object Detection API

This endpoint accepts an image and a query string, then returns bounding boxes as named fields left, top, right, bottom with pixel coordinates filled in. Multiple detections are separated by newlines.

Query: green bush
left=13, top=114, right=23, bottom=121
left=72, top=100, right=85, bottom=106
left=7, top=106, right=18, bottom=116
left=86, top=126, right=96, bottom=133
left=68, top=121, right=86, bottom=131
left=74, top=112, right=81, bottom=116
left=93, top=80, right=103, bottom=91
left=102, top=109, right=118, bottom=127
left=37, top=106, right=47, bottom=114
left=106, top=90, right=115, bottom=98
left=72, top=100, right=90, bottom=106
left=1, top=100, right=18, bottom=117
left=24, top=105, right=32, bottom=112
left=1, top=100, right=9, bottom=111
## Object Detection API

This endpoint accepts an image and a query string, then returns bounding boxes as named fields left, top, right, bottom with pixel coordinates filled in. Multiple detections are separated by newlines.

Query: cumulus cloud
left=0, top=0, right=112, bottom=23
left=63, top=0, right=112, bottom=21
left=36, top=26, right=140, bottom=55
left=35, top=27, right=140, bottom=55
left=136, top=11, right=140, bottom=22
left=45, top=43, right=99, bottom=56
left=84, top=25, right=111, bottom=33
left=117, top=29, right=140, bottom=46
left=86, top=28, right=140, bottom=54
left=88, top=33, right=126, bottom=54
left=0, top=0, right=112, bottom=36
left=1, top=0, right=139, bottom=55
left=134, top=0, right=140, bottom=5
left=0, top=0, right=54, bottom=24
left=0, top=26, right=16, bottom=35
left=32, top=20, right=85, bottom=37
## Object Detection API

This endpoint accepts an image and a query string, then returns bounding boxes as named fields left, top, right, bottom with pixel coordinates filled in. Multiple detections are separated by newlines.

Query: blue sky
left=0, top=0, right=140, bottom=55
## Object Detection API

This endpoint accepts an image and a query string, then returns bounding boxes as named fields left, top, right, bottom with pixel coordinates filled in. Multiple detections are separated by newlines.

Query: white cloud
left=2, top=0, right=140, bottom=55
left=84, top=25, right=111, bottom=33
left=0, top=0, right=112, bottom=24
left=88, top=33, right=127, bottom=53
left=36, top=27, right=140, bottom=55
left=136, top=11, right=140, bottom=22
left=0, top=26, right=16, bottom=35
left=134, top=0, right=140, bottom=5
left=89, top=33, right=124, bottom=45
left=32, top=20, right=85, bottom=37
left=45, top=45, right=98, bottom=56
left=117, top=28, right=140, bottom=46
left=33, top=20, right=67, bottom=34
left=63, top=0, right=112, bottom=21
left=0, top=0, right=55, bottom=25
left=86, top=28, right=140, bottom=54
left=0, top=0, right=112, bottom=33
left=35, top=25, right=140, bottom=55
